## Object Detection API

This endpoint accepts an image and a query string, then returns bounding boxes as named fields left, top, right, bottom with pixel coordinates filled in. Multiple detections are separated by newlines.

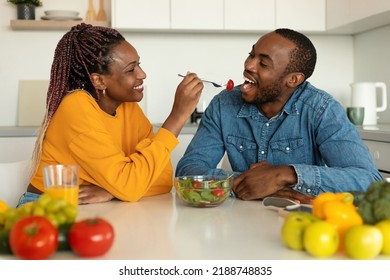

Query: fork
left=178, top=74, right=226, bottom=88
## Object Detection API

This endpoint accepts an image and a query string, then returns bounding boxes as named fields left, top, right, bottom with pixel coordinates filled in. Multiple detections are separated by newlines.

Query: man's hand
left=233, top=161, right=298, bottom=201
left=267, top=187, right=315, bottom=205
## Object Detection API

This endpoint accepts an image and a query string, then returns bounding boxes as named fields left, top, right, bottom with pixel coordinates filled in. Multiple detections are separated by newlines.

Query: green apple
left=281, top=211, right=318, bottom=250
left=375, top=219, right=390, bottom=255
left=345, top=224, right=383, bottom=259
left=303, top=221, right=339, bottom=257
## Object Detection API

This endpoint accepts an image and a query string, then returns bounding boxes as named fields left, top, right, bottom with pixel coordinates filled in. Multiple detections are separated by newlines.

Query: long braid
left=29, top=23, right=125, bottom=179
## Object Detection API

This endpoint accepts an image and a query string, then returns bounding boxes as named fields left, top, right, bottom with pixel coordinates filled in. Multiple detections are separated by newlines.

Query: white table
left=2, top=191, right=390, bottom=260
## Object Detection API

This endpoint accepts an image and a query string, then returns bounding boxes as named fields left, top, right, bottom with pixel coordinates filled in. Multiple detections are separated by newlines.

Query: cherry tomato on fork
left=226, top=79, right=234, bottom=91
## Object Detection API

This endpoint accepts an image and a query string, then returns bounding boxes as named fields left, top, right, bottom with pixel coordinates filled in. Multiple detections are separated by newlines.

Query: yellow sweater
left=31, top=90, right=178, bottom=202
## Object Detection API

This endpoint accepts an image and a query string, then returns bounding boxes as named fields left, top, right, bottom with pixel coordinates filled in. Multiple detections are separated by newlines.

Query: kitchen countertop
left=357, top=124, right=390, bottom=142
left=1, top=191, right=389, bottom=260
left=0, top=123, right=199, bottom=137
left=152, top=122, right=199, bottom=134
left=0, top=126, right=40, bottom=137
left=2, top=124, right=390, bottom=142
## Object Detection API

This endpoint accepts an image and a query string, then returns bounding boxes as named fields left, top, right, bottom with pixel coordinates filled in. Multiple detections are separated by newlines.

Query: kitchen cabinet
left=171, top=133, right=229, bottom=172
left=171, top=0, right=223, bottom=30
left=224, top=0, right=275, bottom=31
left=326, top=0, right=350, bottom=29
left=170, top=134, right=193, bottom=172
left=276, top=0, right=326, bottom=31
left=327, top=0, right=390, bottom=34
left=348, top=0, right=390, bottom=22
left=112, top=0, right=224, bottom=31
left=358, top=125, right=390, bottom=178
left=111, top=0, right=170, bottom=30
left=363, top=140, right=390, bottom=178
left=111, top=0, right=326, bottom=33
left=0, top=137, right=36, bottom=163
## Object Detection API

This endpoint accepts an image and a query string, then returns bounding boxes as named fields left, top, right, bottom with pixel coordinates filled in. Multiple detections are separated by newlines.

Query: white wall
left=0, top=0, right=354, bottom=126
left=354, top=24, right=390, bottom=124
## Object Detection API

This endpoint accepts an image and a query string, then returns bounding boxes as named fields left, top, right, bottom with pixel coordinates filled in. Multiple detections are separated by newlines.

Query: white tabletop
left=2, top=191, right=390, bottom=260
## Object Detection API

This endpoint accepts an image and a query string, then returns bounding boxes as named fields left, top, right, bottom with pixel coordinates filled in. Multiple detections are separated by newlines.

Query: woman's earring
left=102, top=89, right=106, bottom=97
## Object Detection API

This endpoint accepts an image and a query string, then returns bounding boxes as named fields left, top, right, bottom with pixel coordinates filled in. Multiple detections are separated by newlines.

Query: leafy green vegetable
left=177, top=177, right=193, bottom=188
left=200, top=191, right=219, bottom=202
left=0, top=229, right=11, bottom=254
left=357, top=180, right=390, bottom=224
left=57, top=223, right=72, bottom=251
left=182, top=190, right=201, bottom=205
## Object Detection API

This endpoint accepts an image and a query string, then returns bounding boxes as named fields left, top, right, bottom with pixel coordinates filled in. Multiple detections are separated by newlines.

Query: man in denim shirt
left=176, top=28, right=382, bottom=203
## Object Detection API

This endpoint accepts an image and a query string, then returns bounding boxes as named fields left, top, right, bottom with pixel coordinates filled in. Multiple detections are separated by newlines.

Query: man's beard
left=247, top=79, right=283, bottom=106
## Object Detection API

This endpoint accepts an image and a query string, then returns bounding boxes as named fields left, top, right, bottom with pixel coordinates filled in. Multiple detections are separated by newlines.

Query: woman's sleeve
left=69, top=127, right=178, bottom=202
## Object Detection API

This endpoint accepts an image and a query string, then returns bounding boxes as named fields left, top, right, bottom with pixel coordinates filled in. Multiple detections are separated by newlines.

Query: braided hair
left=30, top=23, right=125, bottom=177
left=275, top=28, right=317, bottom=80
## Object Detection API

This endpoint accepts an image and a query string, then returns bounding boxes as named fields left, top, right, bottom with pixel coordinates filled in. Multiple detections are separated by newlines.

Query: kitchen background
left=1, top=0, right=390, bottom=126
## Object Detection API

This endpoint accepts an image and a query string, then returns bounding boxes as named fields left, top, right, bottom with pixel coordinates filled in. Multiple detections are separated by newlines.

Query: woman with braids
left=17, top=23, right=203, bottom=206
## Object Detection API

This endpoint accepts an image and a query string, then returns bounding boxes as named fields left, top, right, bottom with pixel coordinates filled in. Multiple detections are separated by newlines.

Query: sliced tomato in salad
left=212, top=188, right=225, bottom=197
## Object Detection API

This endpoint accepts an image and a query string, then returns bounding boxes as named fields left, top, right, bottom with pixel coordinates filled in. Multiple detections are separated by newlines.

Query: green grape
left=55, top=212, right=68, bottom=226
left=17, top=203, right=33, bottom=216
left=3, top=209, right=20, bottom=231
left=46, top=212, right=59, bottom=228
left=63, top=205, right=78, bottom=223
left=4, top=208, right=19, bottom=221
left=4, top=218, right=17, bottom=231
left=0, top=212, right=6, bottom=226
left=32, top=205, right=46, bottom=216
left=46, top=199, right=67, bottom=213
left=1, top=207, right=27, bottom=230
left=35, top=193, right=52, bottom=208
left=1, top=194, right=79, bottom=230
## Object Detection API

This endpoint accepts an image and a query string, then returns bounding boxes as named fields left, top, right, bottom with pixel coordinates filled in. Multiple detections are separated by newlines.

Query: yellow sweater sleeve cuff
left=154, top=127, right=179, bottom=153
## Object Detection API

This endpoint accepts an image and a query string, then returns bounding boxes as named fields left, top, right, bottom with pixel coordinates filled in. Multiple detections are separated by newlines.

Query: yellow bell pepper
left=312, top=192, right=363, bottom=250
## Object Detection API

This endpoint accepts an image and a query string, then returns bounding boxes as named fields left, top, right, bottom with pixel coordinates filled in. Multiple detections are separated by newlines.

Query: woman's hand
left=78, top=185, right=114, bottom=205
left=162, top=72, right=203, bottom=136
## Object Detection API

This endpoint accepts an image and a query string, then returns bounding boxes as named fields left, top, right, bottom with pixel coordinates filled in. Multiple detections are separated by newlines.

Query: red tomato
left=9, top=215, right=58, bottom=260
left=212, top=188, right=225, bottom=197
left=193, top=181, right=202, bottom=189
left=69, top=217, right=114, bottom=257
left=226, top=79, right=234, bottom=91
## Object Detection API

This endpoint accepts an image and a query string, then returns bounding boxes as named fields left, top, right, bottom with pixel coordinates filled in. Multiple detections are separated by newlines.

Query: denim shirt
left=176, top=81, right=383, bottom=195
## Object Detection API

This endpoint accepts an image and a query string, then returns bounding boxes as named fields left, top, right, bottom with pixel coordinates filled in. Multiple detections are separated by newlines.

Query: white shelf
left=10, top=20, right=110, bottom=30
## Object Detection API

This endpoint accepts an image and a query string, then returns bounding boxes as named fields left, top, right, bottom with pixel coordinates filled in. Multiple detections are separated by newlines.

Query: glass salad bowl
left=174, top=175, right=233, bottom=208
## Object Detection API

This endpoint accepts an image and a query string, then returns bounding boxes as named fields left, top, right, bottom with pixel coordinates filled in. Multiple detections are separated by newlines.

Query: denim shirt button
left=260, top=150, right=265, bottom=154
left=265, top=123, right=270, bottom=126
left=297, top=186, right=301, bottom=190
left=285, top=147, right=290, bottom=151
left=307, top=189, right=311, bottom=193
left=239, top=145, right=243, bottom=150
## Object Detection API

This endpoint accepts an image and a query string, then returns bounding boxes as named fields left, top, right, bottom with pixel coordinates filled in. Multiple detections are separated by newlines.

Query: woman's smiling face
left=95, top=40, right=147, bottom=115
